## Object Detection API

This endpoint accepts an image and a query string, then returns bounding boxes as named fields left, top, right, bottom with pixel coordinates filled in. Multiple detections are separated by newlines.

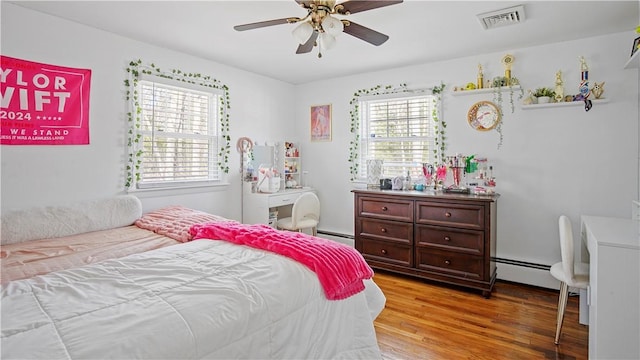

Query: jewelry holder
left=422, top=163, right=434, bottom=189
left=444, top=154, right=470, bottom=194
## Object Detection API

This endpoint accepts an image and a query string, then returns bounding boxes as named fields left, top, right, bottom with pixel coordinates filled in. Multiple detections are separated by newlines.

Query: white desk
left=242, top=186, right=316, bottom=225
left=581, top=216, right=640, bottom=360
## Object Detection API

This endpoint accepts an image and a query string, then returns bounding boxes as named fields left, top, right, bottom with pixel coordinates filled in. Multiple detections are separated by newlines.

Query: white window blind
left=137, top=80, right=220, bottom=188
left=359, top=93, right=437, bottom=181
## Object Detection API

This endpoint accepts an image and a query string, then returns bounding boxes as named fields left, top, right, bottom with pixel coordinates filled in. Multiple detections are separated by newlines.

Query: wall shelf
left=521, top=98, right=609, bottom=110
left=623, top=50, right=639, bottom=69
left=451, top=85, right=521, bottom=96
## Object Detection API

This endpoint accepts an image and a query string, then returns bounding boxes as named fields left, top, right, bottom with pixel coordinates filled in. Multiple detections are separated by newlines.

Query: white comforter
left=1, top=239, right=385, bottom=359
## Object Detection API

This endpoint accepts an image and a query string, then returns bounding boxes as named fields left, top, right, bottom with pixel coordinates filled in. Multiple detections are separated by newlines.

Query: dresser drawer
left=358, top=196, right=414, bottom=222
left=415, top=248, right=483, bottom=280
left=359, top=239, right=413, bottom=267
left=416, top=225, right=483, bottom=255
left=416, top=201, right=484, bottom=229
left=357, top=218, right=413, bottom=244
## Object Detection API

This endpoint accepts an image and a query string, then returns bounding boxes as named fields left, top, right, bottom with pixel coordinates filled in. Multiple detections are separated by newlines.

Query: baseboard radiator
left=317, top=230, right=555, bottom=288
left=317, top=230, right=354, bottom=239
left=494, top=257, right=550, bottom=271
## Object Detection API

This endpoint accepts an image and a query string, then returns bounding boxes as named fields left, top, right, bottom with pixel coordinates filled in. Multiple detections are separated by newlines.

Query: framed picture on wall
left=310, top=104, right=332, bottom=142
left=631, top=36, right=640, bottom=57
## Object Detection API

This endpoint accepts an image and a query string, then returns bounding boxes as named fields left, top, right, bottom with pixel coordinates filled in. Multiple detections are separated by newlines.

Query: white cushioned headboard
left=1, top=195, right=142, bottom=245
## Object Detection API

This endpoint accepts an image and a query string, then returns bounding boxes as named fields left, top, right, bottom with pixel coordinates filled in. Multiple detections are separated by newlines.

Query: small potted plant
left=533, top=87, right=556, bottom=104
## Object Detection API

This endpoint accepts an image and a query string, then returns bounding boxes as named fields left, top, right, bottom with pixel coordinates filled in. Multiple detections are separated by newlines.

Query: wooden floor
left=372, top=271, right=588, bottom=360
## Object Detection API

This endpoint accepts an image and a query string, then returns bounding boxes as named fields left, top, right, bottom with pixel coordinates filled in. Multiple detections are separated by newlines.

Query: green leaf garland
left=124, top=60, right=231, bottom=189
left=348, top=82, right=446, bottom=181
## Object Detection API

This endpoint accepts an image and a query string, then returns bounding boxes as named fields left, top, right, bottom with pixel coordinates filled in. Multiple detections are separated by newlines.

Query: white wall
left=2, top=3, right=638, bottom=288
left=1, top=3, right=297, bottom=220
left=294, top=32, right=639, bottom=287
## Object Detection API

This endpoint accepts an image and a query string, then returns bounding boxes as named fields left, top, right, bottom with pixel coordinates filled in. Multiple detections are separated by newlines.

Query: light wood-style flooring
left=372, top=271, right=588, bottom=360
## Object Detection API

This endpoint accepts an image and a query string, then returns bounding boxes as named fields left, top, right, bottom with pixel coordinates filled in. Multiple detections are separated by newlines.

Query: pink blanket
left=135, top=206, right=231, bottom=243
left=189, top=222, right=374, bottom=300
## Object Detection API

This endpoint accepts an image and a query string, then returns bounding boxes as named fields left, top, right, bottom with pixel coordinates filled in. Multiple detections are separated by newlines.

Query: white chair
left=550, top=215, right=590, bottom=345
left=276, top=192, right=320, bottom=236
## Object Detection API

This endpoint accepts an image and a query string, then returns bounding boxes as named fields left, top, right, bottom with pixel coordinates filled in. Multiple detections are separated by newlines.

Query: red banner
left=0, top=56, right=91, bottom=145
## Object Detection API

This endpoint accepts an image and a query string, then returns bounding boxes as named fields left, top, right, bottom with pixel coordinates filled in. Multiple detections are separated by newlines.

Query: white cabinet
left=581, top=216, right=640, bottom=359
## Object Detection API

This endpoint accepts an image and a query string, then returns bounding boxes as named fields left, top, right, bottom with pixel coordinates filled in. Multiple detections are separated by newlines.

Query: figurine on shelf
left=522, top=89, right=536, bottom=105
left=591, top=81, right=605, bottom=99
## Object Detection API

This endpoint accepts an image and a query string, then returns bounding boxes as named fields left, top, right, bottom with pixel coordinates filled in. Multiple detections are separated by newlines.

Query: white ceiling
left=9, top=0, right=639, bottom=84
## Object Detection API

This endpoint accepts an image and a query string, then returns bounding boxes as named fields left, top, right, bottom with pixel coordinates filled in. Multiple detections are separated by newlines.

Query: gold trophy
left=502, top=54, right=514, bottom=85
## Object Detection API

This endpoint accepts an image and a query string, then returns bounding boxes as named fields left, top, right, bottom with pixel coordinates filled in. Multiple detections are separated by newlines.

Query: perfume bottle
left=403, top=171, right=411, bottom=191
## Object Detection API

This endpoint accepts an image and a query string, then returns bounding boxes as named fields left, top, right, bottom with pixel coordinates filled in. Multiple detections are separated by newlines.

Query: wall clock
left=467, top=101, right=501, bottom=131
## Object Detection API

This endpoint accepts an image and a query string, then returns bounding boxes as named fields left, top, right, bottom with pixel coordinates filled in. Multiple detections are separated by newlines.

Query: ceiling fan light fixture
left=320, top=32, right=337, bottom=50
left=292, top=21, right=313, bottom=44
left=322, top=14, right=344, bottom=36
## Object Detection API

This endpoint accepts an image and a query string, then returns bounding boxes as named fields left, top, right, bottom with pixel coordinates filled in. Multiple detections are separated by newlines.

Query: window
left=136, top=78, right=221, bottom=188
left=358, top=93, right=438, bottom=181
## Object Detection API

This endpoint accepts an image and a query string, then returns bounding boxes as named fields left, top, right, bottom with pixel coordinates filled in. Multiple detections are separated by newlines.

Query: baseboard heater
left=493, top=257, right=550, bottom=271
left=318, top=231, right=551, bottom=271
left=317, top=230, right=354, bottom=239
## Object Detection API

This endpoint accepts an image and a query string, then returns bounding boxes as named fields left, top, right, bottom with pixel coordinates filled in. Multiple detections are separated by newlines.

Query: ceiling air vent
left=477, top=5, right=525, bottom=30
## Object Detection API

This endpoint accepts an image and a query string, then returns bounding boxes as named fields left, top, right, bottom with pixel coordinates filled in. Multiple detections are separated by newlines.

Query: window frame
left=136, top=76, right=221, bottom=189
left=356, top=91, right=441, bottom=183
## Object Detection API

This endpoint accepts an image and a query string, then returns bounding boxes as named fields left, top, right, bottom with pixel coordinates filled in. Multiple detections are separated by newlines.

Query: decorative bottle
left=403, top=171, right=412, bottom=191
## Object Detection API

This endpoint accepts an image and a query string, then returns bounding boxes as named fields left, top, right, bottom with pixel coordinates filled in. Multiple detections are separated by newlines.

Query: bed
left=1, top=196, right=386, bottom=359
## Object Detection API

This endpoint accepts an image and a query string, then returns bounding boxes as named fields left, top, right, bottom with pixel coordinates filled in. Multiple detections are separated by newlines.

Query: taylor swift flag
left=0, top=56, right=91, bottom=145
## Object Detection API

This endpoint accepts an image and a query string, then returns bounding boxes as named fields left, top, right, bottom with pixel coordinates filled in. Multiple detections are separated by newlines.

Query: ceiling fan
left=233, top=0, right=403, bottom=58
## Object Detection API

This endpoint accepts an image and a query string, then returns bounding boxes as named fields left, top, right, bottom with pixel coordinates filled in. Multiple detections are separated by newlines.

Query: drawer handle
left=381, top=206, right=388, bottom=211
left=444, top=260, right=451, bottom=265
left=380, top=228, right=387, bottom=233
left=381, top=249, right=388, bottom=255
left=444, top=236, right=451, bottom=241
left=445, top=212, right=452, bottom=218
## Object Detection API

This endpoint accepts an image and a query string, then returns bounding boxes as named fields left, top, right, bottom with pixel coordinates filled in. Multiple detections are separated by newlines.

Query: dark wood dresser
left=353, top=189, right=499, bottom=297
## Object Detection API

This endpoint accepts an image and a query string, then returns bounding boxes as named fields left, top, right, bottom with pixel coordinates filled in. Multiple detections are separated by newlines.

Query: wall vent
left=477, top=5, right=525, bottom=30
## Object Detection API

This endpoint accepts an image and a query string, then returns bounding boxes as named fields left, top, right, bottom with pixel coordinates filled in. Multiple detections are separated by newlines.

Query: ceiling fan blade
left=337, top=0, right=403, bottom=15
left=343, top=21, right=389, bottom=46
left=234, top=18, right=295, bottom=31
left=296, top=31, right=319, bottom=54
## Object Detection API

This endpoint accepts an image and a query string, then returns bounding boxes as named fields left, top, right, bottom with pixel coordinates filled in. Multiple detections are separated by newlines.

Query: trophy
left=502, top=54, right=514, bottom=85
left=555, top=70, right=564, bottom=102
left=578, top=56, right=593, bottom=111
